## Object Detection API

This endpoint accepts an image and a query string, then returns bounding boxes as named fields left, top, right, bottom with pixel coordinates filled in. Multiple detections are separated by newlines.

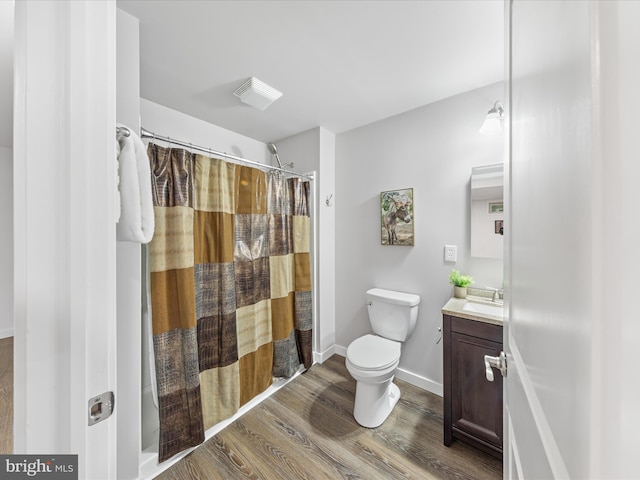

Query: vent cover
left=233, top=77, right=283, bottom=111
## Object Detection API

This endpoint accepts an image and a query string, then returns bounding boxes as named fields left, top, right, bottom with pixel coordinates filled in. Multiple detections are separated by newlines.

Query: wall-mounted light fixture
left=479, top=101, right=504, bottom=134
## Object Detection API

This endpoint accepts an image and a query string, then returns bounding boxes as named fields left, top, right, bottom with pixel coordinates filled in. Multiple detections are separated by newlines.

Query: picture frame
left=380, top=188, right=414, bottom=246
left=489, top=201, right=504, bottom=213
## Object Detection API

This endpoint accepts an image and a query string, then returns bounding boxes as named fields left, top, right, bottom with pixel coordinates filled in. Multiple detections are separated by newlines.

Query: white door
left=13, top=1, right=118, bottom=478
left=506, top=1, right=640, bottom=478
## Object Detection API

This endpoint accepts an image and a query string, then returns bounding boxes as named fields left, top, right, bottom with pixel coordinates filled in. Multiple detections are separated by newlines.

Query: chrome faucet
left=486, top=287, right=501, bottom=302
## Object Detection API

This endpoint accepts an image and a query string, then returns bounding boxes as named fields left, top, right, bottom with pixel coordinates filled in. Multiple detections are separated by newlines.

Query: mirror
left=471, top=164, right=504, bottom=259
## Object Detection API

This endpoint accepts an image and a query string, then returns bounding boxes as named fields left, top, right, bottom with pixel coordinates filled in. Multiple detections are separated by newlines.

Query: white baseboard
left=334, top=344, right=348, bottom=357
left=313, top=344, right=336, bottom=364
left=395, top=368, right=443, bottom=397
left=0, top=328, right=13, bottom=339
left=333, top=345, right=443, bottom=397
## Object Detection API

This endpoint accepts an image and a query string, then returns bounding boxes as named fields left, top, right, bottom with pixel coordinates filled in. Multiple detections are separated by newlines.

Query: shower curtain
left=147, top=143, right=313, bottom=462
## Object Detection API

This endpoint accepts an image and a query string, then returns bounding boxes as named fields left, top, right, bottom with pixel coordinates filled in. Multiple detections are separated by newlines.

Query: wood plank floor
left=0, top=336, right=13, bottom=454
left=156, top=355, right=502, bottom=480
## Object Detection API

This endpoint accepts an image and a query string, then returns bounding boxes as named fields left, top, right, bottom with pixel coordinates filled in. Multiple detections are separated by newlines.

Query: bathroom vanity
left=441, top=296, right=503, bottom=459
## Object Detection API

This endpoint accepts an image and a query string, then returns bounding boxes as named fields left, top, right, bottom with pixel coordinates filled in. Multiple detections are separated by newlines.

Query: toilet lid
left=347, top=334, right=401, bottom=371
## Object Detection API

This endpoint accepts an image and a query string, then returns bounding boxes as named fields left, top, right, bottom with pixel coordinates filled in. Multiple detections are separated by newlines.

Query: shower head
left=267, top=142, right=283, bottom=168
left=267, top=143, right=295, bottom=170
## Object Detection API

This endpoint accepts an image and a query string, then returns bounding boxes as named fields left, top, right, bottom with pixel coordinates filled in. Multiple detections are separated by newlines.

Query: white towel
left=116, top=125, right=154, bottom=243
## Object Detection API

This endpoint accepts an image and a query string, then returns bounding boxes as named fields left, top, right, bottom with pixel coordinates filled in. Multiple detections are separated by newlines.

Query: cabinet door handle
left=484, top=351, right=507, bottom=381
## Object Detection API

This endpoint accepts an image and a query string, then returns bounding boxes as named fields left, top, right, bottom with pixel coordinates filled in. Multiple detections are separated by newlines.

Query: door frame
left=13, top=1, right=118, bottom=478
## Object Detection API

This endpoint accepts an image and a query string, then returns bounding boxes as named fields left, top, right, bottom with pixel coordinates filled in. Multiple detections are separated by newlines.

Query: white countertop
left=441, top=295, right=503, bottom=326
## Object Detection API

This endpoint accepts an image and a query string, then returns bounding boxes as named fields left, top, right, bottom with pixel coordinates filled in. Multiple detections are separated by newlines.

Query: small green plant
left=449, top=270, right=474, bottom=288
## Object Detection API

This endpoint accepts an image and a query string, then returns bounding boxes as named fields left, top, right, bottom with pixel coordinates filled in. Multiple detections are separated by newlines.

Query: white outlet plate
left=444, top=245, right=457, bottom=262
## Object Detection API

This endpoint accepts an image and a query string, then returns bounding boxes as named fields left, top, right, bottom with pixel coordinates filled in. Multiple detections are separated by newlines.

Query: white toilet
left=345, top=287, right=420, bottom=428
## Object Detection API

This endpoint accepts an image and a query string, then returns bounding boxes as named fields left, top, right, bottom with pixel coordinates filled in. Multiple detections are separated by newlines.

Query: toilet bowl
left=346, top=334, right=401, bottom=428
left=345, top=288, right=420, bottom=428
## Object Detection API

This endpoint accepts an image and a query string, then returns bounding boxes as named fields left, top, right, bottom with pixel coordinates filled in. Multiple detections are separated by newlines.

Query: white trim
left=14, top=2, right=117, bottom=477
left=309, top=170, right=321, bottom=360
left=509, top=332, right=570, bottom=479
left=333, top=346, right=443, bottom=397
left=141, top=383, right=155, bottom=400
left=314, top=344, right=336, bottom=364
left=395, top=368, right=443, bottom=397
left=318, top=128, right=336, bottom=356
left=0, top=328, right=13, bottom=340
left=115, top=9, right=143, bottom=479
left=507, top=408, right=524, bottom=480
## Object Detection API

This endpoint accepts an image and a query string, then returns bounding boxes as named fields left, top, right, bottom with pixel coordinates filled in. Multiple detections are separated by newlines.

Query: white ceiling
left=117, top=0, right=504, bottom=143
left=0, top=1, right=503, bottom=147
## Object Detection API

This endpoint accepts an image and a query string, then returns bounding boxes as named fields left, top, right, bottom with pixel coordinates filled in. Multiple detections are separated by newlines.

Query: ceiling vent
left=233, top=77, right=283, bottom=111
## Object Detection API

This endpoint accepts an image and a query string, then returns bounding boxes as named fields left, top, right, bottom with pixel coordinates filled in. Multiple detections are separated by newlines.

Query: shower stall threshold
left=139, top=364, right=306, bottom=480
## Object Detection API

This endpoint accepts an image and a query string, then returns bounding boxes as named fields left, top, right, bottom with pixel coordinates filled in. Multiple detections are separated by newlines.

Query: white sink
left=462, top=300, right=504, bottom=318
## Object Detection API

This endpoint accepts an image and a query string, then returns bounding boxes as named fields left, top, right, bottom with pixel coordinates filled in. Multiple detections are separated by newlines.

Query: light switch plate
left=444, top=245, right=457, bottom=262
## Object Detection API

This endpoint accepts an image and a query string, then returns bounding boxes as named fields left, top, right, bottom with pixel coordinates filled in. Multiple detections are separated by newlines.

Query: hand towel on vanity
left=116, top=124, right=155, bottom=243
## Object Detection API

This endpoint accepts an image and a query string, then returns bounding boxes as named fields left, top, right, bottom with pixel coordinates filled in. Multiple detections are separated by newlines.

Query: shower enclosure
left=145, top=141, right=313, bottom=461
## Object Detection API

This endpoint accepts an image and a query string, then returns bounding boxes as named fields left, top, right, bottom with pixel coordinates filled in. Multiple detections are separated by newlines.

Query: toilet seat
left=347, top=334, right=400, bottom=371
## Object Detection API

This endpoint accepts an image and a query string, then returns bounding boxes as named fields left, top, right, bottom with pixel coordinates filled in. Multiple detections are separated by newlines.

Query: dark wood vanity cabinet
left=443, top=314, right=503, bottom=459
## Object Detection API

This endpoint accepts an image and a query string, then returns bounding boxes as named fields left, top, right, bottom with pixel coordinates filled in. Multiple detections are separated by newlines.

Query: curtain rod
left=140, top=127, right=313, bottom=180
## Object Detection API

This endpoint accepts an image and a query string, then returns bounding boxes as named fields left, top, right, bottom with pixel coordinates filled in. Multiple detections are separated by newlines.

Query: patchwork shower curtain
left=147, top=143, right=313, bottom=462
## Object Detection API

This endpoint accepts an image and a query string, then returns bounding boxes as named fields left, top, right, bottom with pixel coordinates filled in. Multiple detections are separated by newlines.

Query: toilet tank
left=366, top=288, right=421, bottom=342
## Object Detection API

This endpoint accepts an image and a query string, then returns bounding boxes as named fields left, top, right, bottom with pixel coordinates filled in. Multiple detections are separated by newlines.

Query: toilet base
left=353, top=380, right=401, bottom=428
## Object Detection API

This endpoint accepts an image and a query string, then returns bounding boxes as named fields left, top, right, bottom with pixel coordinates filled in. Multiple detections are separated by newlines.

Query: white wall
left=275, top=127, right=320, bottom=173
left=0, top=147, right=12, bottom=338
left=141, top=99, right=270, bottom=165
left=335, top=82, right=504, bottom=394
left=116, top=8, right=142, bottom=480
left=276, top=127, right=336, bottom=361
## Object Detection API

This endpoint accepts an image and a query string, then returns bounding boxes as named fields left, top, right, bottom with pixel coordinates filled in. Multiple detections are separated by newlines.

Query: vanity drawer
left=449, top=314, right=502, bottom=343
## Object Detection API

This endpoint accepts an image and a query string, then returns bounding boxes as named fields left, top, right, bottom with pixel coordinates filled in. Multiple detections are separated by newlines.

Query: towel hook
left=115, top=126, right=130, bottom=138
left=325, top=194, right=333, bottom=207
